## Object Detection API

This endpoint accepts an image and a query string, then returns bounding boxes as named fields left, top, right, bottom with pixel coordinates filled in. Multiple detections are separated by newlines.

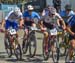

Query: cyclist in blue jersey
left=67, top=15, right=75, bottom=47
left=22, top=5, right=40, bottom=49
left=67, top=14, right=75, bottom=61
left=59, top=4, right=75, bottom=25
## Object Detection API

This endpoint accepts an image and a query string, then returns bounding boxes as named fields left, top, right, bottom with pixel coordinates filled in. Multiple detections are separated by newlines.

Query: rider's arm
left=39, top=20, right=43, bottom=29
left=1, top=11, right=13, bottom=28
left=1, top=19, right=5, bottom=28
left=34, top=12, right=40, bottom=19
left=57, top=19, right=66, bottom=30
left=67, top=15, right=75, bottom=35
left=38, top=16, right=45, bottom=29
left=67, top=25, right=75, bottom=36
left=19, top=12, right=24, bottom=27
left=19, top=18, right=24, bottom=27
left=56, top=13, right=66, bottom=29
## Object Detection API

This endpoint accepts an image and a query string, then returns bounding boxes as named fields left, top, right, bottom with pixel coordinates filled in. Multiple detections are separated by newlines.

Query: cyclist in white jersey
left=39, top=7, right=66, bottom=51
left=1, top=7, right=24, bottom=45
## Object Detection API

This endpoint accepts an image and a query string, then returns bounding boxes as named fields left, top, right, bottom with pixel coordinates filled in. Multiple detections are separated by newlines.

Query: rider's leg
left=12, top=21, right=19, bottom=38
left=5, top=20, right=10, bottom=37
left=32, top=23, right=36, bottom=27
left=69, top=39, right=75, bottom=60
left=44, top=31, right=49, bottom=52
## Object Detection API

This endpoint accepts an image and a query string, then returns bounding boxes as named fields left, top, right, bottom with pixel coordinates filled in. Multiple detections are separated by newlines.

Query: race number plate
left=9, top=29, right=16, bottom=35
left=50, top=28, right=57, bottom=35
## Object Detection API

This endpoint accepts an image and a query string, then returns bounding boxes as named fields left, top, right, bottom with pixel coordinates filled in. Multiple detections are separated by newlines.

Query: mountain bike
left=42, top=28, right=60, bottom=63
left=22, top=26, right=40, bottom=57
left=4, top=27, right=22, bottom=60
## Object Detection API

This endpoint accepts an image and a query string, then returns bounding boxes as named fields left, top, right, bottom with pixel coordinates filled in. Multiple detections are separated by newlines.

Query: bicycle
left=59, top=31, right=69, bottom=56
left=4, top=27, right=22, bottom=60
left=22, top=26, right=40, bottom=57
left=42, top=27, right=60, bottom=63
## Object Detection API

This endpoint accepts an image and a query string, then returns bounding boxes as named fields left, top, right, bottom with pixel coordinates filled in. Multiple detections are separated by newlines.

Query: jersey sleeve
left=68, top=15, right=75, bottom=27
left=18, top=12, right=23, bottom=19
left=55, top=13, right=63, bottom=20
left=34, top=12, right=40, bottom=19
left=23, top=11, right=28, bottom=17
left=5, top=10, right=13, bottom=20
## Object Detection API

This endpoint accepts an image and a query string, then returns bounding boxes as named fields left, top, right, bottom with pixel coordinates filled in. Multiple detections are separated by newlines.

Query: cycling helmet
left=49, top=7, right=56, bottom=14
left=14, top=7, right=20, bottom=13
left=27, top=5, right=34, bottom=10
left=65, top=4, right=71, bottom=10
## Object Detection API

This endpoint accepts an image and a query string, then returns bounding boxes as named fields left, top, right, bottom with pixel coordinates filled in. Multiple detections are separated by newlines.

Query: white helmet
left=14, top=7, right=20, bottom=13
left=27, top=5, right=34, bottom=10
left=49, top=7, right=56, bottom=14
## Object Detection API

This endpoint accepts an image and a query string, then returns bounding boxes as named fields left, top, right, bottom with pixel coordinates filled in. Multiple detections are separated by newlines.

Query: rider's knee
left=70, top=39, right=75, bottom=48
left=5, top=30, right=8, bottom=35
left=44, top=32, right=48, bottom=38
left=32, top=23, right=36, bottom=27
left=24, top=29, right=28, bottom=35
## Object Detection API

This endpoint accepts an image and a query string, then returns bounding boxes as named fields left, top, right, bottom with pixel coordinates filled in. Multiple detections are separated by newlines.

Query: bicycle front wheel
left=14, top=38, right=22, bottom=60
left=29, top=32, right=37, bottom=57
left=22, top=38, right=29, bottom=54
left=42, top=37, right=50, bottom=60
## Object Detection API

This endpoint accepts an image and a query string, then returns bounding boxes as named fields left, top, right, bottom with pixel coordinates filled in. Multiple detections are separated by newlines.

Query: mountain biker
left=59, top=4, right=75, bottom=25
left=22, top=5, right=40, bottom=49
left=1, top=7, right=24, bottom=49
left=67, top=14, right=75, bottom=60
left=39, top=7, right=66, bottom=52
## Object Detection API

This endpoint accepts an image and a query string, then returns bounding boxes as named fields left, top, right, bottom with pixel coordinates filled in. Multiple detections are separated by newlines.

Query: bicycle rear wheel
left=52, top=39, right=59, bottom=63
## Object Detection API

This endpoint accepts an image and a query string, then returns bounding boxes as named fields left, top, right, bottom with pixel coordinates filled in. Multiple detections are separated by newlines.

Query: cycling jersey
left=5, top=10, right=23, bottom=30
left=68, top=15, right=75, bottom=40
left=23, top=10, right=40, bottom=26
left=60, top=10, right=75, bottom=17
left=41, top=13, right=62, bottom=29
left=59, top=10, right=75, bottom=23
left=68, top=15, right=75, bottom=32
left=5, top=10, right=23, bottom=22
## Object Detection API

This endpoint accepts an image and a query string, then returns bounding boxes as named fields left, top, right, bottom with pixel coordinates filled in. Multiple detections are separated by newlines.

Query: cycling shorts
left=69, top=35, right=75, bottom=40
left=24, top=21, right=34, bottom=26
left=5, top=20, right=18, bottom=31
left=43, top=21, right=54, bottom=29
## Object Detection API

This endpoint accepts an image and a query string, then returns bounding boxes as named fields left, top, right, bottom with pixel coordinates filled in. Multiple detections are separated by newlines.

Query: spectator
left=53, top=0, right=61, bottom=13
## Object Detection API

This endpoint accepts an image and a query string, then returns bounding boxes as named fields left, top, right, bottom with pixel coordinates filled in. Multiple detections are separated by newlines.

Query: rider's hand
left=19, top=24, right=24, bottom=29
left=58, top=26, right=62, bottom=29
left=0, top=26, right=5, bottom=32
left=71, top=33, right=75, bottom=36
left=41, top=27, right=47, bottom=32
left=62, top=26, right=66, bottom=30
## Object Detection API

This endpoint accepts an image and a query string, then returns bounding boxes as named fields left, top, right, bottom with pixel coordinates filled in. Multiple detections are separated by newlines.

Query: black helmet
left=65, top=4, right=71, bottom=10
